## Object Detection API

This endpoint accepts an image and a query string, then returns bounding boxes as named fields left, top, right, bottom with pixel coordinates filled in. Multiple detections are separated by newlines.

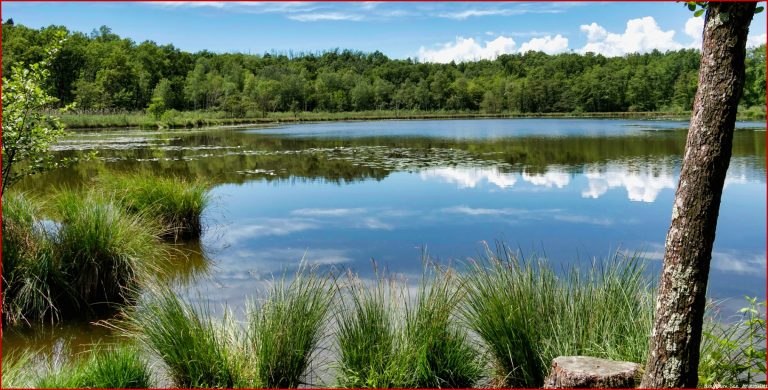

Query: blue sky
left=2, top=1, right=766, bottom=62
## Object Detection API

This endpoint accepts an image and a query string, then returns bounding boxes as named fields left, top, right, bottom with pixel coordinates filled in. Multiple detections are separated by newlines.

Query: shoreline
left=58, top=110, right=766, bottom=131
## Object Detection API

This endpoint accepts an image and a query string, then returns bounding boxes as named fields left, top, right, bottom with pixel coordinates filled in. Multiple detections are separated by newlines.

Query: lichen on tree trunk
left=640, top=2, right=756, bottom=388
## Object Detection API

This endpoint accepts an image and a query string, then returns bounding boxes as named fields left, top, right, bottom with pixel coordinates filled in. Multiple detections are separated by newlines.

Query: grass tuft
left=335, top=268, right=407, bottom=388
left=249, top=264, right=335, bottom=388
left=33, top=343, right=152, bottom=389
left=100, top=173, right=211, bottom=240
left=125, top=287, right=245, bottom=388
left=460, top=242, right=654, bottom=387
left=53, top=190, right=165, bottom=313
left=2, top=193, right=67, bottom=324
left=335, top=262, right=483, bottom=388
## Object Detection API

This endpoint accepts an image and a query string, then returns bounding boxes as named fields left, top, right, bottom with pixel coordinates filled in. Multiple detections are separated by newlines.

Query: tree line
left=2, top=20, right=765, bottom=117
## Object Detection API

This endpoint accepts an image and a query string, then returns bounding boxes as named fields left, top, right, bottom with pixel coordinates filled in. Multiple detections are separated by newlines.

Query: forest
left=2, top=20, right=766, bottom=117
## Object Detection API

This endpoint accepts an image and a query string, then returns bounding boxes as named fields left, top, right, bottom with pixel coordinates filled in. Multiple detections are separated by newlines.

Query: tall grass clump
left=53, top=190, right=164, bottom=312
left=404, top=265, right=483, bottom=388
left=126, top=287, right=245, bottom=388
left=33, top=343, right=152, bottom=388
left=335, top=263, right=482, bottom=388
left=461, top=243, right=654, bottom=387
left=335, top=269, right=408, bottom=388
left=248, top=264, right=335, bottom=388
left=1, top=193, right=67, bottom=324
left=2, top=348, right=38, bottom=388
left=101, top=173, right=210, bottom=240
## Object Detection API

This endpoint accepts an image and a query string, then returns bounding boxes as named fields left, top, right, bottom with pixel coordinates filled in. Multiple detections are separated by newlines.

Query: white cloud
left=291, top=208, right=367, bottom=217
left=287, top=12, right=363, bottom=22
left=522, top=170, right=571, bottom=188
left=712, top=251, right=766, bottom=274
left=419, top=34, right=571, bottom=63
left=581, top=166, right=676, bottom=203
left=418, top=36, right=517, bottom=63
left=748, top=33, right=767, bottom=48
left=224, top=218, right=317, bottom=243
left=420, top=167, right=517, bottom=188
left=442, top=206, right=535, bottom=216
left=684, top=16, right=704, bottom=48
left=519, top=34, right=569, bottom=54
left=579, top=16, right=683, bottom=56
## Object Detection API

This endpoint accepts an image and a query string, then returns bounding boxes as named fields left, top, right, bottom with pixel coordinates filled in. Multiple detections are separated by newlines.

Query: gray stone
left=543, top=356, right=642, bottom=388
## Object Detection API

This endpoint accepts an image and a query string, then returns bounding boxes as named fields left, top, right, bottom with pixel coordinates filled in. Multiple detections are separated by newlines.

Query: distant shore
left=58, top=109, right=766, bottom=130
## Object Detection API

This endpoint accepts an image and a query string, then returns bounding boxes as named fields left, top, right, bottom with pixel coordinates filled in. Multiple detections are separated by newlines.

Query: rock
left=543, top=356, right=642, bottom=388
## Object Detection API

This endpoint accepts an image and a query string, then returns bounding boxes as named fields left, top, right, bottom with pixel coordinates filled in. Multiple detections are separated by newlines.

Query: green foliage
left=3, top=22, right=765, bottom=120
left=335, top=264, right=483, bottom=388
left=335, top=270, right=409, bottom=388
left=53, top=190, right=165, bottom=311
left=33, top=344, right=152, bottom=389
left=248, top=264, right=335, bottom=388
left=460, top=243, right=654, bottom=387
left=1, top=31, right=70, bottom=194
left=100, top=173, right=211, bottom=239
left=1, top=348, right=37, bottom=388
left=1, top=193, right=67, bottom=324
left=698, top=297, right=767, bottom=388
left=127, top=287, right=247, bottom=388
left=405, top=265, right=483, bottom=388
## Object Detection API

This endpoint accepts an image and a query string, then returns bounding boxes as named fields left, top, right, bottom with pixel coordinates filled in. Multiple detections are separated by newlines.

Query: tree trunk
left=641, top=3, right=755, bottom=388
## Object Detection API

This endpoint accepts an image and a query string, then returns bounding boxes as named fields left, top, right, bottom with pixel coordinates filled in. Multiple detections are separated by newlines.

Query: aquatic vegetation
left=2, top=193, right=67, bottom=324
left=1, top=348, right=38, bottom=388
left=248, top=264, right=335, bottom=388
left=335, top=270, right=408, bottom=388
left=100, top=173, right=211, bottom=240
left=53, top=190, right=165, bottom=313
left=125, top=287, right=246, bottom=388
left=460, top=243, right=654, bottom=387
left=699, top=297, right=767, bottom=388
left=33, top=344, right=152, bottom=389
left=335, top=264, right=482, bottom=388
left=405, top=265, right=483, bottom=388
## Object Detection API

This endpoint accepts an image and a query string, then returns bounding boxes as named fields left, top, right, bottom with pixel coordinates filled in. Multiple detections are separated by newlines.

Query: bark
left=641, top=2, right=756, bottom=388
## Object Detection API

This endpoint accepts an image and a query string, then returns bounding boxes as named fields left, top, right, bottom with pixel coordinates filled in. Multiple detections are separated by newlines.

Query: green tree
left=1, top=33, right=69, bottom=195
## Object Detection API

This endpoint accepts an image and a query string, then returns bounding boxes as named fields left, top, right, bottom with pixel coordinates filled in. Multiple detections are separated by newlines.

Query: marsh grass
left=1, top=348, right=38, bottom=388
left=2, top=193, right=69, bottom=324
left=461, top=243, right=654, bottom=387
left=100, top=173, right=211, bottom=240
left=125, top=265, right=333, bottom=388
left=125, top=287, right=246, bottom=388
left=53, top=190, right=165, bottom=313
left=335, top=262, right=483, bottom=388
left=405, top=264, right=484, bottom=388
left=32, top=343, right=152, bottom=389
left=248, top=264, right=335, bottom=388
left=335, top=269, right=408, bottom=388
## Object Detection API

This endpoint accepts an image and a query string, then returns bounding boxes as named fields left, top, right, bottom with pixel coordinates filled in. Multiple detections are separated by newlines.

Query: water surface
left=5, top=118, right=766, bottom=361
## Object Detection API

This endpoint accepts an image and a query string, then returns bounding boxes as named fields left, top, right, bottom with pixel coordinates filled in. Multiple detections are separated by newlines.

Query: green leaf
left=756, top=6, right=764, bottom=14
left=688, top=2, right=696, bottom=11
left=694, top=9, right=705, bottom=17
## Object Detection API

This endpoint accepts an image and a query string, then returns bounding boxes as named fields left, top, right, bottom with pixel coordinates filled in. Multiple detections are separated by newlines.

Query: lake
left=4, top=118, right=766, bottom=359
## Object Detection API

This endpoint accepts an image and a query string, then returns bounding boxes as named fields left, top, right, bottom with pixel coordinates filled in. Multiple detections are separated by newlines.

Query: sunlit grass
left=248, top=264, right=335, bottom=388
left=53, top=190, right=165, bottom=313
left=2, top=193, right=66, bottom=324
left=100, top=173, right=211, bottom=240
left=460, top=243, right=654, bottom=387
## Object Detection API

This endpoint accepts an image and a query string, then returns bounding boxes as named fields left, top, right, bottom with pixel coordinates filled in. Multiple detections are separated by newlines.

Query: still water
left=4, top=118, right=766, bottom=358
